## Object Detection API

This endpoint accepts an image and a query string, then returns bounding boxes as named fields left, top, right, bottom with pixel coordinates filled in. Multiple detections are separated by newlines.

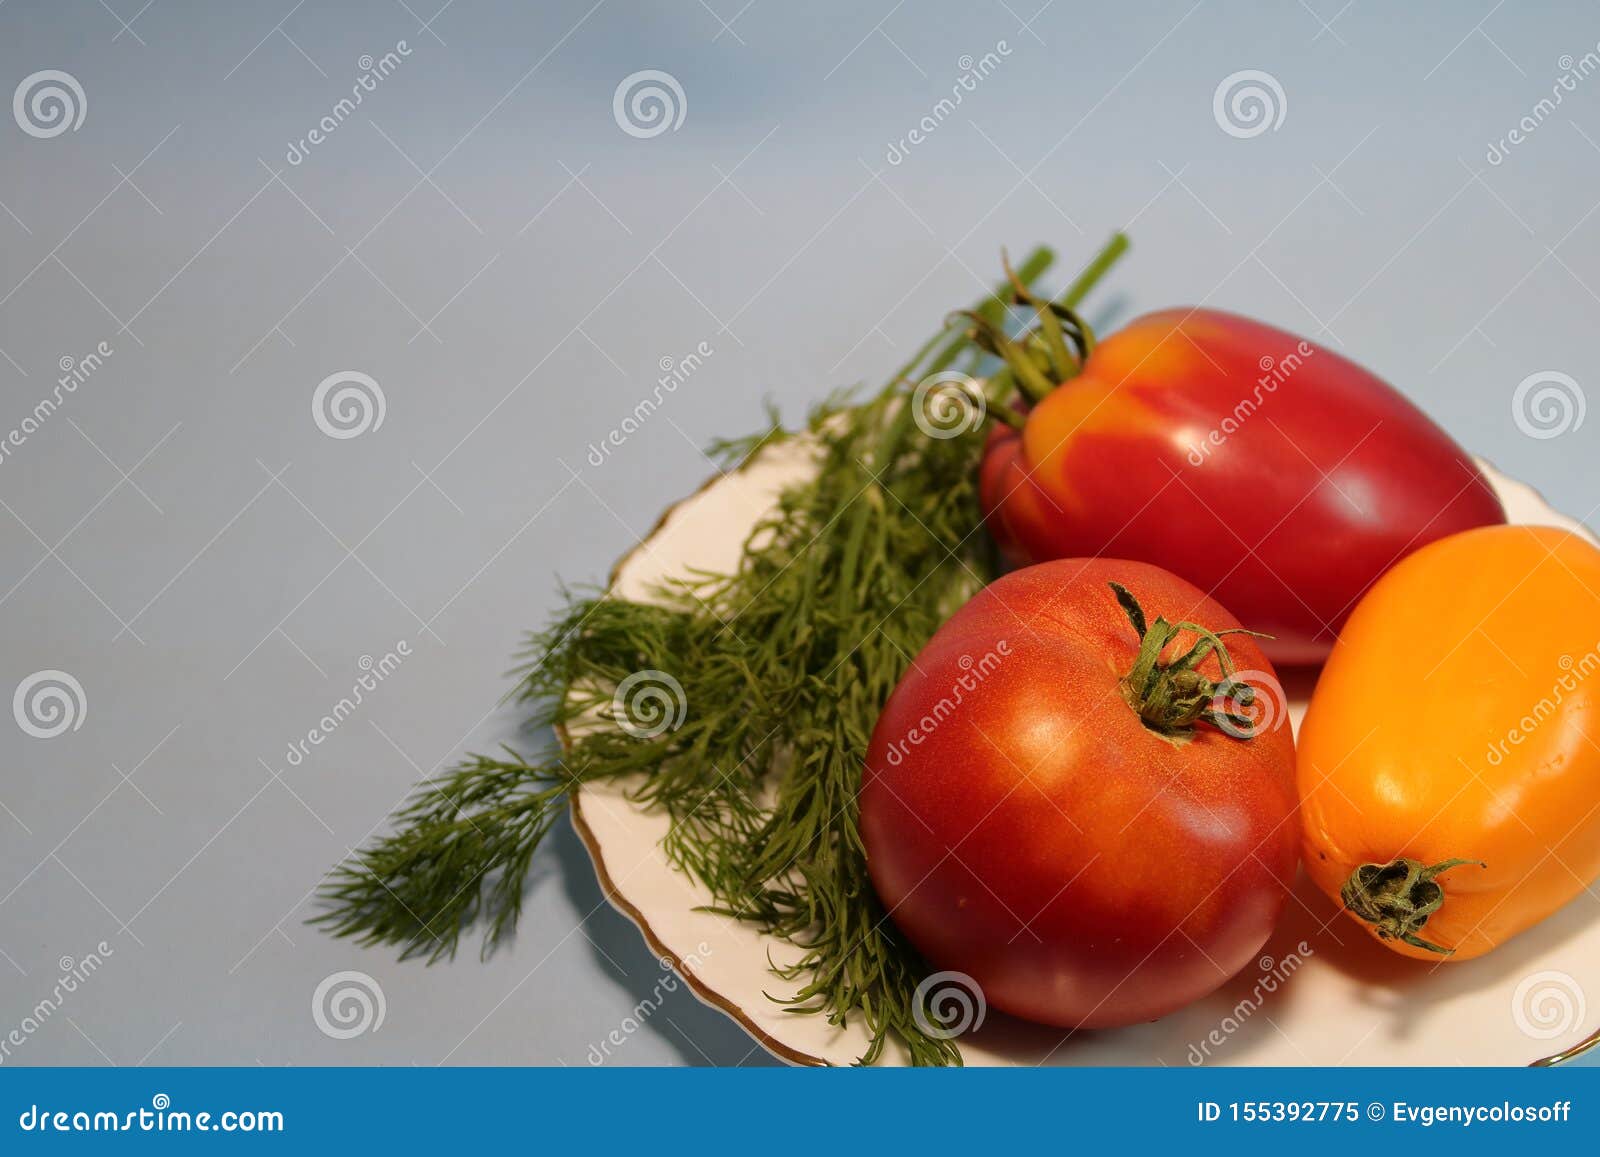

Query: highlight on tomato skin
left=1297, top=524, right=1600, bottom=962
left=859, top=557, right=1300, bottom=1031
left=974, top=306, right=1507, bottom=667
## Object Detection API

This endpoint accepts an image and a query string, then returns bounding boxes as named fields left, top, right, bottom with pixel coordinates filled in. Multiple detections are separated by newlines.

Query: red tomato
left=859, top=559, right=1298, bottom=1030
left=978, top=309, right=1505, bottom=665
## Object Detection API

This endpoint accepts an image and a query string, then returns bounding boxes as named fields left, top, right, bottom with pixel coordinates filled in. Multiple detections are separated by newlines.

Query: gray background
left=1, top=0, right=1597, bottom=1066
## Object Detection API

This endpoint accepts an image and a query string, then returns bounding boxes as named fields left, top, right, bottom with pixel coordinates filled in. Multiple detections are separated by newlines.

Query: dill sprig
left=313, top=236, right=1130, bottom=1064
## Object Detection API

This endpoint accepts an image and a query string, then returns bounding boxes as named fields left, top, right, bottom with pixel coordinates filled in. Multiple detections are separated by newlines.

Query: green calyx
left=1341, top=857, right=1486, bottom=955
left=953, top=233, right=1129, bottom=409
left=1109, top=581, right=1269, bottom=740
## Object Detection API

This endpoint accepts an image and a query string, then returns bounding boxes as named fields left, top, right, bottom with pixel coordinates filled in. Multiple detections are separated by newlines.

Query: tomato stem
left=956, top=232, right=1130, bottom=411
left=986, top=404, right=1025, bottom=431
left=1108, top=582, right=1270, bottom=739
left=1340, top=857, right=1486, bottom=955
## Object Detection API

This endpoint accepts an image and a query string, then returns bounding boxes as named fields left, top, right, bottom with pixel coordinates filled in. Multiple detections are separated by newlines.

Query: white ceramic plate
left=569, top=440, right=1600, bottom=1066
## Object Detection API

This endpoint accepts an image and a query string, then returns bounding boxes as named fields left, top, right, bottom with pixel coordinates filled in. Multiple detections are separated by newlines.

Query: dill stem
left=1060, top=231, right=1130, bottom=309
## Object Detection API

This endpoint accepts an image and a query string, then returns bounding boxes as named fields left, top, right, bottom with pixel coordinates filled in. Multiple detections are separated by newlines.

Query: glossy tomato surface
left=979, top=309, right=1505, bottom=665
left=859, top=558, right=1298, bottom=1030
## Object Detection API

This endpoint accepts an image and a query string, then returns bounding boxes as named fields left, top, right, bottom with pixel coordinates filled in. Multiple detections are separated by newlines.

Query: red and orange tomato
left=978, top=308, right=1504, bottom=665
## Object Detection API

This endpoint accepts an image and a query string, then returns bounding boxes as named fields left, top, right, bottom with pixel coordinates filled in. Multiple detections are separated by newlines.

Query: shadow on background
left=548, top=816, right=783, bottom=1067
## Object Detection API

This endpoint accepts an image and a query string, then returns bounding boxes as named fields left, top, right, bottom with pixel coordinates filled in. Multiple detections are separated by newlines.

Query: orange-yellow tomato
left=1299, top=524, right=1600, bottom=961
